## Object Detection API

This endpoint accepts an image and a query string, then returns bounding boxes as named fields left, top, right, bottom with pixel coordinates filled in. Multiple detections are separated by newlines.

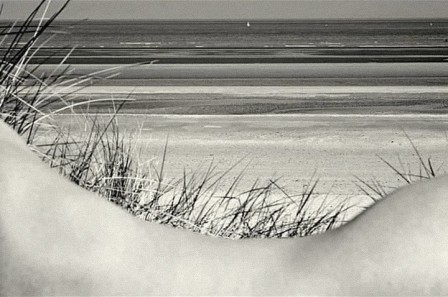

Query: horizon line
left=2, top=17, right=448, bottom=22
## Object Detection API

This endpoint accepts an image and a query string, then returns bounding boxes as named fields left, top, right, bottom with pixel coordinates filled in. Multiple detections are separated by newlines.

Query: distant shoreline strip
left=52, top=113, right=448, bottom=119
left=26, top=85, right=448, bottom=95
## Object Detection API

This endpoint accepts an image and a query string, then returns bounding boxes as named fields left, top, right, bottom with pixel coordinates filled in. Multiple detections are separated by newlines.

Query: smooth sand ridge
left=1, top=121, right=448, bottom=295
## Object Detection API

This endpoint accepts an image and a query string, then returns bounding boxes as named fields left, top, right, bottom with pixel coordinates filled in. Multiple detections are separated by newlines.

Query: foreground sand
left=2, top=121, right=448, bottom=295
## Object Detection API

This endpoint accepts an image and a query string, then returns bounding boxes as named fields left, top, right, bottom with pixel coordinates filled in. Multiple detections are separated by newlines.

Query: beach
left=26, top=20, right=448, bottom=206
left=48, top=80, right=448, bottom=208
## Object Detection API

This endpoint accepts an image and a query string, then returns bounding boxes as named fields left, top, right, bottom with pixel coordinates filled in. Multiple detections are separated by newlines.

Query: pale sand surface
left=51, top=113, right=448, bottom=208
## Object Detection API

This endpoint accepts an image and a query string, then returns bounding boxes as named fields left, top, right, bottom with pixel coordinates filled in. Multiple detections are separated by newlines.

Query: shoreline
left=54, top=113, right=448, bottom=118
left=32, top=85, right=448, bottom=94
left=32, top=85, right=448, bottom=115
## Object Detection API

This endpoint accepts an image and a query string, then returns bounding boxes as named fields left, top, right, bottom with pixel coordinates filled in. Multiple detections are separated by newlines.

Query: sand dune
left=1, top=121, right=448, bottom=295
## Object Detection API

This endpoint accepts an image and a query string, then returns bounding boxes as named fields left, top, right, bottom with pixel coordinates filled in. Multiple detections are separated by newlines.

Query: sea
left=6, top=19, right=447, bottom=114
left=15, top=19, right=448, bottom=64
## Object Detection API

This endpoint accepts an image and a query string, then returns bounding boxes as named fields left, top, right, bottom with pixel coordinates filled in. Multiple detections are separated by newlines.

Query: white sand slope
left=1, top=121, right=448, bottom=295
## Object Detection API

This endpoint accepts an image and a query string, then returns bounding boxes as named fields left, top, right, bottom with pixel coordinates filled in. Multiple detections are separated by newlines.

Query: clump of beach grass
left=0, top=0, right=127, bottom=140
left=0, top=0, right=69, bottom=141
left=1, top=0, right=352, bottom=238
left=355, top=131, right=445, bottom=202
left=41, top=114, right=351, bottom=238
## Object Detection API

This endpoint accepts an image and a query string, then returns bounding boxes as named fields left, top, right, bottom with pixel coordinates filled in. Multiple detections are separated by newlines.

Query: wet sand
left=20, top=46, right=448, bottom=64
left=34, top=62, right=448, bottom=80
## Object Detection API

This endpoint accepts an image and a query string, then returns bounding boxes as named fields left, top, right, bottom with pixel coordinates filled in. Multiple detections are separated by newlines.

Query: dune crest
left=1, top=121, right=447, bottom=295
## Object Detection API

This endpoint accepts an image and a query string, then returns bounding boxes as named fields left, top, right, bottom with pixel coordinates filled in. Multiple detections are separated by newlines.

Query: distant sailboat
left=246, top=21, right=251, bottom=28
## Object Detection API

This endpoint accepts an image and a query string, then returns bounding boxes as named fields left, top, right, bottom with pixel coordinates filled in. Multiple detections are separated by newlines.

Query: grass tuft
left=355, top=131, right=445, bottom=202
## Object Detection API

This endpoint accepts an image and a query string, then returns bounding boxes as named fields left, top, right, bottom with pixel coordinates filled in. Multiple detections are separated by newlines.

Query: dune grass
left=355, top=131, right=444, bottom=203
left=0, top=0, right=352, bottom=238
left=2, top=0, right=442, bottom=239
left=39, top=114, right=351, bottom=238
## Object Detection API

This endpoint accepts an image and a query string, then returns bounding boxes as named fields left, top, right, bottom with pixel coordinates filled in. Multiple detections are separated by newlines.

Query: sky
left=2, top=0, right=448, bottom=20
